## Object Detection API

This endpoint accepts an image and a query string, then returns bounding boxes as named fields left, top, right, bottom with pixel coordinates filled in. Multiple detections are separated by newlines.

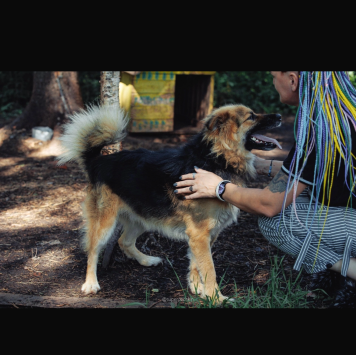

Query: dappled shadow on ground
left=1, top=118, right=331, bottom=307
left=0, top=208, right=302, bottom=301
left=0, top=156, right=86, bottom=213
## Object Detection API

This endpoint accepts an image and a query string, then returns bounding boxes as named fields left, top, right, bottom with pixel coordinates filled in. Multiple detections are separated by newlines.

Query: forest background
left=1, top=71, right=355, bottom=308
left=2, top=71, right=348, bottom=123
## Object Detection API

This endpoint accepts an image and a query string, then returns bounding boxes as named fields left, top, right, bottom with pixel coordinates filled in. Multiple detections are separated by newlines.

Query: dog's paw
left=139, top=256, right=163, bottom=267
left=81, top=281, right=100, bottom=295
left=188, top=269, right=204, bottom=295
left=206, top=293, right=233, bottom=305
left=218, top=295, right=235, bottom=303
left=189, top=280, right=205, bottom=296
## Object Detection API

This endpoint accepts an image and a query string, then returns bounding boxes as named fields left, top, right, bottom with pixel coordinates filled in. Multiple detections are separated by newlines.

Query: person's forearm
left=222, top=184, right=274, bottom=216
left=224, top=159, right=284, bottom=214
left=175, top=167, right=307, bottom=217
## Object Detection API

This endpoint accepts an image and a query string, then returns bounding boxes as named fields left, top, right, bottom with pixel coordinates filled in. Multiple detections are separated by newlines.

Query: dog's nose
left=276, top=114, right=282, bottom=120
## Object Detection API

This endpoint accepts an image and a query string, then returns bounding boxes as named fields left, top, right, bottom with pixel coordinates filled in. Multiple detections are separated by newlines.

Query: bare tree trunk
left=0, top=71, right=83, bottom=147
left=100, top=71, right=121, bottom=106
left=100, top=71, right=124, bottom=268
left=16, top=71, right=83, bottom=129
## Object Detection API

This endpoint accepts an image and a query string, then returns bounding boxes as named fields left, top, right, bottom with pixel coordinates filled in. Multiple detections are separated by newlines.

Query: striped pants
left=258, top=190, right=356, bottom=275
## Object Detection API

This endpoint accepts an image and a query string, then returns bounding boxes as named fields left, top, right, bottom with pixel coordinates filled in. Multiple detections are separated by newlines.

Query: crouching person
left=174, top=71, right=356, bottom=308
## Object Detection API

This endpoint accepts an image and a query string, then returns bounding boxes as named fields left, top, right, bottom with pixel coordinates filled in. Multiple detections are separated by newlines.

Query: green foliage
left=0, top=71, right=100, bottom=121
left=349, top=71, right=356, bottom=88
left=0, top=71, right=33, bottom=119
left=214, top=71, right=298, bottom=115
left=77, top=71, right=101, bottom=105
left=1, top=71, right=354, bottom=123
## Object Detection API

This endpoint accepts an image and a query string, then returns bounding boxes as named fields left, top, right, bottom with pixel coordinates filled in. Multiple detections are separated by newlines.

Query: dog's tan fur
left=60, top=104, right=273, bottom=302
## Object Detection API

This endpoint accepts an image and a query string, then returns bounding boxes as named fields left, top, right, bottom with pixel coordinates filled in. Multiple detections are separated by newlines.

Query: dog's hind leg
left=81, top=185, right=120, bottom=295
left=118, top=223, right=162, bottom=267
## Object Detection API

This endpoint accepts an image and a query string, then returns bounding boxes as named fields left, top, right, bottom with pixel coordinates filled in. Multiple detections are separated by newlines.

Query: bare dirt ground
left=0, top=117, right=330, bottom=308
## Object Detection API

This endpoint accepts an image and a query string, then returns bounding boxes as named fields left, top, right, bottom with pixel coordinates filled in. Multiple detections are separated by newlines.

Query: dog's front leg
left=187, top=227, right=227, bottom=303
left=187, top=249, right=204, bottom=296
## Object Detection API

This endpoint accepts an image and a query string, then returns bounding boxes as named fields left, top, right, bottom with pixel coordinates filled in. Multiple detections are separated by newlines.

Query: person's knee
left=257, top=216, right=274, bottom=235
left=329, top=260, right=342, bottom=273
left=257, top=216, right=289, bottom=243
left=329, top=258, right=356, bottom=281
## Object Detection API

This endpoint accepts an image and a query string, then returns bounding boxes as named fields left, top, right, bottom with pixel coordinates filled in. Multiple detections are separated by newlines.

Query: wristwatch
left=216, top=180, right=231, bottom=202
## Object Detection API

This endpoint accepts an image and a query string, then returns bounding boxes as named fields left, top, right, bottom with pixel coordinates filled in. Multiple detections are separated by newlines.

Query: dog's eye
left=242, top=113, right=255, bottom=124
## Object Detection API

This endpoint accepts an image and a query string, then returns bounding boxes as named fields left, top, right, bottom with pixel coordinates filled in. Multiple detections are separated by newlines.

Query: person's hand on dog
left=173, top=167, right=223, bottom=200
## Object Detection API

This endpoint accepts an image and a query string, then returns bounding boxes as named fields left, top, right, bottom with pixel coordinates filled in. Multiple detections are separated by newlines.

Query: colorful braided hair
left=280, top=72, right=356, bottom=270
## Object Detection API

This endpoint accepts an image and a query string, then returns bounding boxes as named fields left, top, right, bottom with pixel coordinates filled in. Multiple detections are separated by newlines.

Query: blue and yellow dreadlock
left=281, top=72, right=356, bottom=271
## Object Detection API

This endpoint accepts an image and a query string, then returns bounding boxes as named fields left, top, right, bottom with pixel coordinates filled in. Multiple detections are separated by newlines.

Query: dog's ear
left=205, top=110, right=231, bottom=132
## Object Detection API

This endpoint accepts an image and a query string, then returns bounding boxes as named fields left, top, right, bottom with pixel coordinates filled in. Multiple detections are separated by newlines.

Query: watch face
left=218, top=183, right=225, bottom=195
left=219, top=181, right=230, bottom=197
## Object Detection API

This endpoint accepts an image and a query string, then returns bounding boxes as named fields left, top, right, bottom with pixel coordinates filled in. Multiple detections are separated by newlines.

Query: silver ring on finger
left=193, top=173, right=196, bottom=180
left=189, top=186, right=193, bottom=192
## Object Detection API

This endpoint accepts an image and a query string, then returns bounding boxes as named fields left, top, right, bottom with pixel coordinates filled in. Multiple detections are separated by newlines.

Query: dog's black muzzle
left=245, top=113, right=282, bottom=151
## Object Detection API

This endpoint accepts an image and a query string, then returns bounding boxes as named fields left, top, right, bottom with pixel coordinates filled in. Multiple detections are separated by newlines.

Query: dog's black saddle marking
left=87, top=133, right=238, bottom=219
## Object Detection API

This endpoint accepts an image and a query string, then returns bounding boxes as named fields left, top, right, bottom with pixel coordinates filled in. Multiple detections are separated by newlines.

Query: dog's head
left=203, top=104, right=282, bottom=172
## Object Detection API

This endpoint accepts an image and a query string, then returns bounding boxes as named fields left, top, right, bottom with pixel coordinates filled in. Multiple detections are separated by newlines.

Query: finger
left=174, top=186, right=196, bottom=195
left=179, top=173, right=197, bottom=181
left=174, top=180, right=195, bottom=188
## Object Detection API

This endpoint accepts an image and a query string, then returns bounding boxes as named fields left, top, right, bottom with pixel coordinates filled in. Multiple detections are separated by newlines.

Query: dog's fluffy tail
left=57, top=104, right=129, bottom=168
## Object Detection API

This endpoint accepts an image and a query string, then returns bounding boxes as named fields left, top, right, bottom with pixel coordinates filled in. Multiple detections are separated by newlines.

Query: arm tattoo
left=267, top=169, right=288, bottom=193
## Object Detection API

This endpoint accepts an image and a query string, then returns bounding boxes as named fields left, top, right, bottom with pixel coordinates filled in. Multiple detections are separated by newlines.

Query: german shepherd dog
left=58, top=104, right=282, bottom=301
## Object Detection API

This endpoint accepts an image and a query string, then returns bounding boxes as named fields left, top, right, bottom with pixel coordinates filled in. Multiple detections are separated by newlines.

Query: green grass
left=227, top=256, right=311, bottom=308
left=172, top=255, right=313, bottom=309
left=118, top=255, right=315, bottom=309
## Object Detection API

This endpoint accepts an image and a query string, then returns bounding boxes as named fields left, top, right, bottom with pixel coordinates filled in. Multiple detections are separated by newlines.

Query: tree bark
left=0, top=71, right=83, bottom=147
left=100, top=71, right=121, bottom=106
left=19, top=71, right=83, bottom=129
left=100, top=71, right=124, bottom=269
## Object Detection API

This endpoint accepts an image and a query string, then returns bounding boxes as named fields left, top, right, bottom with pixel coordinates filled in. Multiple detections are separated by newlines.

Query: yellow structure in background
left=119, top=71, right=215, bottom=132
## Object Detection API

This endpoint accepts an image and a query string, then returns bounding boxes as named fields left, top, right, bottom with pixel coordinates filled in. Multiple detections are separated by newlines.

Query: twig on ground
left=148, top=300, right=162, bottom=308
